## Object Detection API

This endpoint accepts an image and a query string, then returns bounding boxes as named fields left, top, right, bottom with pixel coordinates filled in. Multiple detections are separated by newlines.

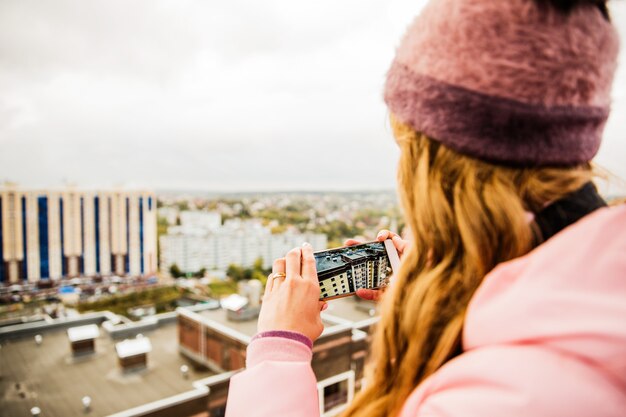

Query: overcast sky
left=1, top=0, right=625, bottom=192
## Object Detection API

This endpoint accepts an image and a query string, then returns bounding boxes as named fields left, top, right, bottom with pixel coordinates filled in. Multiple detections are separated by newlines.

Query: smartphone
left=315, top=239, right=401, bottom=301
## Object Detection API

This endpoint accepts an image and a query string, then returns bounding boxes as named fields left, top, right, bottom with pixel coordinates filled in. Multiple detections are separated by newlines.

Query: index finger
left=301, top=242, right=318, bottom=282
left=343, top=239, right=362, bottom=247
left=391, top=235, right=409, bottom=254
left=376, top=229, right=398, bottom=241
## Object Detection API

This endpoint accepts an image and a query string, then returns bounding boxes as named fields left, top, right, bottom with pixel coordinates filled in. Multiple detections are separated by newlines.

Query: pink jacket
left=226, top=205, right=626, bottom=417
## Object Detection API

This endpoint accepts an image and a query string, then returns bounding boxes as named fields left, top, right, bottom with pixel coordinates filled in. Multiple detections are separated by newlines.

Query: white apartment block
left=160, top=216, right=327, bottom=274
left=0, top=185, right=157, bottom=284
left=180, top=211, right=221, bottom=232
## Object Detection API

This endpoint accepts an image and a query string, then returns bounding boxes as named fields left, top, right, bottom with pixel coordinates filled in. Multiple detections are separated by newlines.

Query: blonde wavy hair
left=342, top=115, right=593, bottom=417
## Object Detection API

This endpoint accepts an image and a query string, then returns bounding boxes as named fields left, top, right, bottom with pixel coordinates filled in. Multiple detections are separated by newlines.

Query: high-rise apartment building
left=0, top=185, right=157, bottom=284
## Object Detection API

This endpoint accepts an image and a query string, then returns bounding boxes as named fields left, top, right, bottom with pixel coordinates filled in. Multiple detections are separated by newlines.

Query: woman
left=226, top=0, right=625, bottom=416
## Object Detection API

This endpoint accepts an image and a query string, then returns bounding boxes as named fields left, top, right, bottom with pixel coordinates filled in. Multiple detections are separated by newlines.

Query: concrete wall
left=0, top=311, right=113, bottom=340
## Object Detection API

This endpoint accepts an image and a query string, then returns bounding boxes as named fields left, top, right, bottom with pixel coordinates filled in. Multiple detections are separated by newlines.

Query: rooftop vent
left=82, top=396, right=92, bottom=411
left=222, top=289, right=261, bottom=322
left=67, top=324, right=99, bottom=356
left=180, top=364, right=189, bottom=379
left=221, top=294, right=248, bottom=312
left=115, top=337, right=152, bottom=372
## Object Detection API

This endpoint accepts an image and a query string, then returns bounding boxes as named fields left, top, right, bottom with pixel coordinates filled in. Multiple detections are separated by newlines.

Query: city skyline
left=2, top=1, right=625, bottom=193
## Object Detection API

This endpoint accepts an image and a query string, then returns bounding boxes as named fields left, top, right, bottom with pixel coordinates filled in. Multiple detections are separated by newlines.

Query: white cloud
left=0, top=0, right=624, bottom=193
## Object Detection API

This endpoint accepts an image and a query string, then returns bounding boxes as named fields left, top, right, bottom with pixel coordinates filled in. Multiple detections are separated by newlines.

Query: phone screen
left=315, top=241, right=394, bottom=300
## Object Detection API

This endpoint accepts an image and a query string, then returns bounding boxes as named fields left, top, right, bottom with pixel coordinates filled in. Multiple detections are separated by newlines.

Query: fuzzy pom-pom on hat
left=384, top=0, right=620, bottom=166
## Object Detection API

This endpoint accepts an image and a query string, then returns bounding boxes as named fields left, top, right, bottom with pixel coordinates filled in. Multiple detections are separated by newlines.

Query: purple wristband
left=252, top=330, right=313, bottom=350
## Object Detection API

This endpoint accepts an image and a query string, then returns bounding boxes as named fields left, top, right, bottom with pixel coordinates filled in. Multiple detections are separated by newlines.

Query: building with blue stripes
left=0, top=185, right=157, bottom=284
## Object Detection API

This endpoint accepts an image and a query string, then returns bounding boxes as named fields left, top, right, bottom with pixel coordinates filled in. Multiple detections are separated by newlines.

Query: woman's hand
left=257, top=243, right=327, bottom=342
left=376, top=229, right=410, bottom=256
left=348, top=229, right=410, bottom=302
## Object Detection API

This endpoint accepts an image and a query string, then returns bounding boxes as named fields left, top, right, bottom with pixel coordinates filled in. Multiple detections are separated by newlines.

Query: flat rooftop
left=315, top=243, right=386, bottom=274
left=323, top=296, right=378, bottom=325
left=199, top=308, right=259, bottom=338
left=0, top=322, right=215, bottom=417
left=196, top=308, right=347, bottom=341
left=316, top=254, right=349, bottom=273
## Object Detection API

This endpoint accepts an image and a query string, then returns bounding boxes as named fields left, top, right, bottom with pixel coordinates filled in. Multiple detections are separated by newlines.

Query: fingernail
left=321, top=303, right=328, bottom=311
left=302, top=242, right=311, bottom=248
left=377, top=231, right=384, bottom=238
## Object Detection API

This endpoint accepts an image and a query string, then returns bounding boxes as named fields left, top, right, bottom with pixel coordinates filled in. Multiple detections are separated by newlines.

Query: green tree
left=157, top=216, right=169, bottom=266
left=176, top=201, right=189, bottom=211
left=157, top=216, right=169, bottom=236
left=226, top=264, right=246, bottom=281
left=226, top=258, right=269, bottom=282
left=169, top=263, right=184, bottom=278
left=253, top=257, right=264, bottom=272
left=194, top=267, right=207, bottom=278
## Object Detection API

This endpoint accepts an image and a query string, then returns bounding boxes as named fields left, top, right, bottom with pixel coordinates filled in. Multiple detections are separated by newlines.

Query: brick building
left=177, top=296, right=378, bottom=416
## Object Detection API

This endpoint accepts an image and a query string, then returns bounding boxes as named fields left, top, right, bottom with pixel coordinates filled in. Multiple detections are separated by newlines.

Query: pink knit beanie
left=384, top=0, right=620, bottom=166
